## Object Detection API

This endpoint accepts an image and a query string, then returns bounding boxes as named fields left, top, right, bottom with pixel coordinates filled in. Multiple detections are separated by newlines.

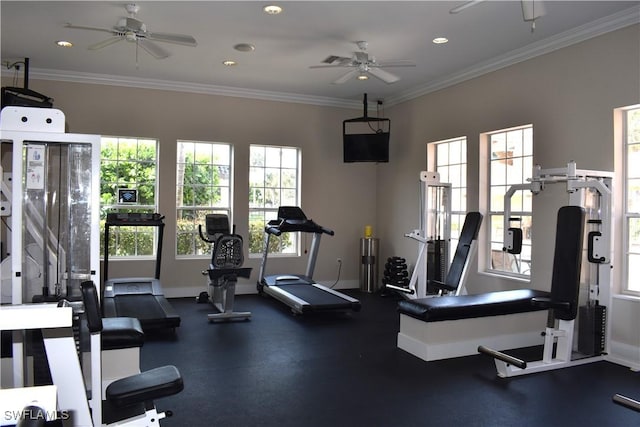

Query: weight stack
left=383, top=257, right=409, bottom=290
left=578, top=304, right=607, bottom=356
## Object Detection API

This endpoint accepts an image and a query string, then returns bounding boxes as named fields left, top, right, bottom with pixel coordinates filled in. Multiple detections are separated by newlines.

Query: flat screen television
left=343, top=131, right=390, bottom=163
left=1, top=87, right=53, bottom=108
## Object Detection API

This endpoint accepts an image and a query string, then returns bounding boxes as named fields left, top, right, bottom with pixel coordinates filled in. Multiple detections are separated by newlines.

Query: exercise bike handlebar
left=198, top=224, right=216, bottom=243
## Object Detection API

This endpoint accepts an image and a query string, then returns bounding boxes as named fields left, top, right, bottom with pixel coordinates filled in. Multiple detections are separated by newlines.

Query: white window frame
left=176, top=140, right=233, bottom=258
left=100, top=136, right=159, bottom=259
left=481, top=124, right=533, bottom=278
left=621, top=105, right=640, bottom=296
left=248, top=145, right=301, bottom=257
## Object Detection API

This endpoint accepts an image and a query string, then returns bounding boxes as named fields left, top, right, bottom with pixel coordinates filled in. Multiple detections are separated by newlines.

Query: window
left=428, top=137, right=467, bottom=256
left=176, top=141, right=232, bottom=257
left=624, top=106, right=640, bottom=294
left=485, top=125, right=533, bottom=276
left=100, top=136, right=158, bottom=257
left=249, top=145, right=300, bottom=256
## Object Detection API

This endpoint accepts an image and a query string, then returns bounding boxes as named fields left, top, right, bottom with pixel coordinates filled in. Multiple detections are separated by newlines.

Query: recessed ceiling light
left=263, top=5, right=283, bottom=15
left=357, top=74, right=369, bottom=81
left=56, top=40, right=73, bottom=47
left=234, top=43, right=255, bottom=52
left=433, top=37, right=449, bottom=44
left=222, top=60, right=237, bottom=66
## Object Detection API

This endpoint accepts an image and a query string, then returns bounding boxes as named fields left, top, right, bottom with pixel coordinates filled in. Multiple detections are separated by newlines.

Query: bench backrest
left=550, top=205, right=585, bottom=321
left=430, top=211, right=483, bottom=292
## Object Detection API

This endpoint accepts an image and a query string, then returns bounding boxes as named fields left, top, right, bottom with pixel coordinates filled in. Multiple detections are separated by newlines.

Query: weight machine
left=479, top=161, right=612, bottom=377
left=0, top=106, right=101, bottom=389
left=385, top=171, right=481, bottom=299
left=197, top=214, right=252, bottom=322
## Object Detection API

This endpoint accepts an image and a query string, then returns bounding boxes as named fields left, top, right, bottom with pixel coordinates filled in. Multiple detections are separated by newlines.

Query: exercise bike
left=197, top=214, right=252, bottom=322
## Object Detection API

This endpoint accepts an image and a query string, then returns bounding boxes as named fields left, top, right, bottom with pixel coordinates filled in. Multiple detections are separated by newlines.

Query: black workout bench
left=398, top=288, right=550, bottom=322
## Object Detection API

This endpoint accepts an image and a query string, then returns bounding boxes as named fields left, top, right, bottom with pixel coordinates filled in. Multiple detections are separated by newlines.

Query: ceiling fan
left=310, top=41, right=415, bottom=84
left=450, top=0, right=546, bottom=32
left=65, top=3, right=197, bottom=60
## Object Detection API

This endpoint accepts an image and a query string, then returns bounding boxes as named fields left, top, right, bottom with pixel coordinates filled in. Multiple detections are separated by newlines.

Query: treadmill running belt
left=107, top=294, right=181, bottom=330
left=276, top=284, right=359, bottom=311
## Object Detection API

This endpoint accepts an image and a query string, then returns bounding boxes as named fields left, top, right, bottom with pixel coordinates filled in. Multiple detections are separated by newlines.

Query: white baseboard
left=607, top=340, right=640, bottom=371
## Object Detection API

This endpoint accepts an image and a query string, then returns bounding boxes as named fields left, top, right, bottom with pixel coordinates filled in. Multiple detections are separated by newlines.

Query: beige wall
left=2, top=24, right=639, bottom=363
left=0, top=80, right=379, bottom=295
left=379, top=24, right=640, bottom=293
left=377, top=24, right=640, bottom=364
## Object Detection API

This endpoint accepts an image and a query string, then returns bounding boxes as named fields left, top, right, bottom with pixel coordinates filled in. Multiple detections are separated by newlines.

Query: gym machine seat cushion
left=105, top=365, right=184, bottom=407
left=398, top=289, right=550, bottom=322
left=102, top=317, right=144, bottom=350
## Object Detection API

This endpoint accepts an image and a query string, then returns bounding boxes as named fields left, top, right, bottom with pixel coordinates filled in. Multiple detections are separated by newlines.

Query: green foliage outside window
left=176, top=141, right=230, bottom=257
left=100, top=137, right=157, bottom=257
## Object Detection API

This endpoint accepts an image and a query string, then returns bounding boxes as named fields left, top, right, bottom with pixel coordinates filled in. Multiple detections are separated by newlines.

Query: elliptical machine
left=197, top=214, right=252, bottom=322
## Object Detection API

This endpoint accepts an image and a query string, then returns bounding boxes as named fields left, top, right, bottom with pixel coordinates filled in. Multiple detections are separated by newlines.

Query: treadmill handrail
left=265, top=225, right=282, bottom=236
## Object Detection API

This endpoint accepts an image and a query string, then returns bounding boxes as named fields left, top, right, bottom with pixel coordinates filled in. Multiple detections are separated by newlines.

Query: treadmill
left=102, top=213, right=181, bottom=331
left=257, top=206, right=361, bottom=314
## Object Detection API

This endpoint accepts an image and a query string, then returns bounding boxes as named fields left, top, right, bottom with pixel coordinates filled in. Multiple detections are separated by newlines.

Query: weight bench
left=397, top=206, right=586, bottom=367
left=81, top=281, right=184, bottom=426
left=397, top=289, right=550, bottom=361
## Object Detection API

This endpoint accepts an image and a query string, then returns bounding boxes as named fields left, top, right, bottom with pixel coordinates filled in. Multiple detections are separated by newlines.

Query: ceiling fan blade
left=309, top=64, right=354, bottom=69
left=322, top=55, right=352, bottom=65
left=368, top=67, right=400, bottom=84
left=375, top=60, right=416, bottom=68
left=65, top=23, right=116, bottom=34
left=333, top=69, right=358, bottom=85
left=137, top=38, right=170, bottom=59
left=146, top=31, right=197, bottom=46
left=450, top=0, right=488, bottom=14
left=88, top=37, right=123, bottom=51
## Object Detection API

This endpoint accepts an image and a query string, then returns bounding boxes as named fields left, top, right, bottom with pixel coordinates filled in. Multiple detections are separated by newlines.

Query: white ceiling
left=1, top=1, right=639, bottom=108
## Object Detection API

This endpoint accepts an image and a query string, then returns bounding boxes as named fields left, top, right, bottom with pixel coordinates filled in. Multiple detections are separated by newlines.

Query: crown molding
left=18, top=68, right=363, bottom=109
left=384, top=5, right=640, bottom=106
left=5, top=5, right=638, bottom=110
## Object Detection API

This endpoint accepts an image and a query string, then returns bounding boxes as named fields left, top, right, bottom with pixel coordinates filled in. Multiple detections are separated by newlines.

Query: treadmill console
left=266, top=206, right=333, bottom=235
left=106, top=212, right=165, bottom=226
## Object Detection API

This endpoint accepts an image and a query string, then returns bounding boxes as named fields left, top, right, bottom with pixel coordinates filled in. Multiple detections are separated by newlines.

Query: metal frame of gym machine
left=387, top=171, right=469, bottom=299
left=481, top=161, right=612, bottom=377
left=0, top=106, right=100, bottom=424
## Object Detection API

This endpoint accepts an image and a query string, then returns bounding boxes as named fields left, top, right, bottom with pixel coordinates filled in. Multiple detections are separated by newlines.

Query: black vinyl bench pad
left=106, top=365, right=184, bottom=407
left=398, top=289, right=550, bottom=322
left=102, top=317, right=144, bottom=350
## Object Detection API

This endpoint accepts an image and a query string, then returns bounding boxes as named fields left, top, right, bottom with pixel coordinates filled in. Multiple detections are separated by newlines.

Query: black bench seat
left=398, top=289, right=550, bottom=322
left=102, top=317, right=144, bottom=350
left=106, top=365, right=183, bottom=407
